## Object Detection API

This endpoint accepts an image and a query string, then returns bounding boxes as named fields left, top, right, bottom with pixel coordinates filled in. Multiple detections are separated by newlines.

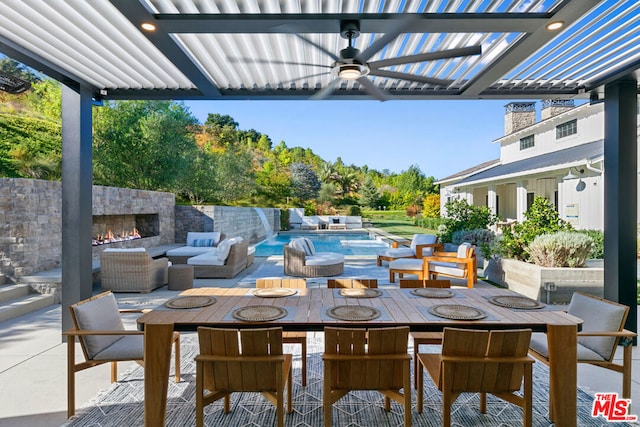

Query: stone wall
left=175, top=205, right=279, bottom=244
left=0, top=179, right=175, bottom=280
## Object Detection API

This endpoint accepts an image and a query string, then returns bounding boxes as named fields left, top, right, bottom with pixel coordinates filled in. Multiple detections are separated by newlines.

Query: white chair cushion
left=186, top=232, right=221, bottom=247
left=72, top=293, right=125, bottom=359
left=428, top=261, right=465, bottom=277
left=93, top=335, right=144, bottom=361
left=457, top=242, right=472, bottom=258
left=215, top=236, right=242, bottom=262
left=389, top=258, right=423, bottom=271
left=103, top=248, right=146, bottom=253
left=305, top=252, right=344, bottom=266
left=529, top=332, right=606, bottom=361
left=289, top=238, right=306, bottom=254
left=166, top=246, right=216, bottom=257
left=377, top=247, right=415, bottom=259
left=411, top=234, right=438, bottom=255
left=568, top=293, right=626, bottom=360
left=187, top=251, right=225, bottom=266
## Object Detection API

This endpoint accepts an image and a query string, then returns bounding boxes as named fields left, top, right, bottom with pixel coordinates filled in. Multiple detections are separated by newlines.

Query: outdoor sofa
left=166, top=232, right=225, bottom=264
left=100, top=248, right=168, bottom=293
left=187, top=238, right=250, bottom=278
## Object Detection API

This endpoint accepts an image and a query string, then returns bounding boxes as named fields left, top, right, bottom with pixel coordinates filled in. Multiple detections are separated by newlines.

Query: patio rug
left=240, top=257, right=394, bottom=287
left=62, top=336, right=632, bottom=427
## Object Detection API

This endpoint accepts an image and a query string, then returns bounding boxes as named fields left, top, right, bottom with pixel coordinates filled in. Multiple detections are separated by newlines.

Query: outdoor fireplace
left=92, top=214, right=159, bottom=246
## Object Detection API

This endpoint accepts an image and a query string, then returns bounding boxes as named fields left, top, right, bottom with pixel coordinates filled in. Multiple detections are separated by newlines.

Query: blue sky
left=185, top=99, right=514, bottom=180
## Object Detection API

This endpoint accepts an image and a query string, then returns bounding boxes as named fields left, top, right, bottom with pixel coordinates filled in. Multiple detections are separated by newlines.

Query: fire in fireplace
left=93, top=228, right=142, bottom=246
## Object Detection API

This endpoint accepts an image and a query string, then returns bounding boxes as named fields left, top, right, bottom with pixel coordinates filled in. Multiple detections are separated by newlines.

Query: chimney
left=504, top=102, right=536, bottom=135
left=541, top=99, right=575, bottom=120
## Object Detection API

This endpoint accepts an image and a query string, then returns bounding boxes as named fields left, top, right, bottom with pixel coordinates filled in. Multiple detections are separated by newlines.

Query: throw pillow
left=301, top=237, right=316, bottom=256
left=192, top=238, right=213, bottom=247
left=216, top=239, right=232, bottom=261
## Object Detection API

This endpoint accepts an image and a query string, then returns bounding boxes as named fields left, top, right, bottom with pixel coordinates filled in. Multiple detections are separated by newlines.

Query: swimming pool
left=253, top=232, right=388, bottom=256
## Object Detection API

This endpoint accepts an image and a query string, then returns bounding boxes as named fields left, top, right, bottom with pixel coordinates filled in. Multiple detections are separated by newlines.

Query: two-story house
left=438, top=99, right=608, bottom=230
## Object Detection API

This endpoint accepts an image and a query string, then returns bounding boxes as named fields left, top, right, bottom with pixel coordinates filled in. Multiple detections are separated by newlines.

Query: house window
left=556, top=119, right=577, bottom=139
left=526, top=192, right=535, bottom=211
left=520, top=135, right=534, bottom=150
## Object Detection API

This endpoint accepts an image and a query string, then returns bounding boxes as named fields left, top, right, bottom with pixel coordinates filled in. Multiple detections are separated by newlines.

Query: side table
left=168, top=264, right=194, bottom=290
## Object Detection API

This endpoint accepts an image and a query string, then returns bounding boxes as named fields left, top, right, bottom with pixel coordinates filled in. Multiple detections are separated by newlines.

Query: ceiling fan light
left=546, top=21, right=564, bottom=31
left=338, top=65, right=362, bottom=80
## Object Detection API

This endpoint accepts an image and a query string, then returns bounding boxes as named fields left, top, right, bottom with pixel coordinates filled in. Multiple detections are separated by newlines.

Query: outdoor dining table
left=137, top=286, right=582, bottom=427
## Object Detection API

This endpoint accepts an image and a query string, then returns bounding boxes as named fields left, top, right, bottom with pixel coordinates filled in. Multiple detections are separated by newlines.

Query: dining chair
left=327, top=278, right=378, bottom=288
left=255, top=277, right=308, bottom=386
left=398, top=279, right=451, bottom=388
left=322, top=326, right=412, bottom=427
left=417, top=327, right=534, bottom=427
left=64, top=291, right=181, bottom=417
left=529, top=291, right=636, bottom=399
left=195, top=327, right=292, bottom=427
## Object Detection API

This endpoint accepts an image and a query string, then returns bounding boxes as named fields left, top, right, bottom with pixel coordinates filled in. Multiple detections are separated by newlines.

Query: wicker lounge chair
left=283, top=244, right=344, bottom=277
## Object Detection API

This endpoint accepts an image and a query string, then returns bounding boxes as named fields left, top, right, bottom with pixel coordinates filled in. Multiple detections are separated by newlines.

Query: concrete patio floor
left=1, top=255, right=639, bottom=427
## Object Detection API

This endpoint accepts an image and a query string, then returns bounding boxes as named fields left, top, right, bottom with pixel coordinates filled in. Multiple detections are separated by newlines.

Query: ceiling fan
left=231, top=18, right=482, bottom=101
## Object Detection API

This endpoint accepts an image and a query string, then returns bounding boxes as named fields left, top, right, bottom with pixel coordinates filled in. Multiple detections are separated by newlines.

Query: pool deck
left=2, top=254, right=639, bottom=426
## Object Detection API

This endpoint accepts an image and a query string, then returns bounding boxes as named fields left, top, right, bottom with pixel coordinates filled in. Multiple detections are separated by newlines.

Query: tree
left=93, top=100, right=199, bottom=191
left=204, top=113, right=239, bottom=129
left=359, top=177, right=379, bottom=209
left=290, top=162, right=320, bottom=201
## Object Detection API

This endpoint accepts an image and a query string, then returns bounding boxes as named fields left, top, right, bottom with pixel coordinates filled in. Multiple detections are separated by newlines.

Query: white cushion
left=377, top=247, right=415, bottom=259
left=304, top=252, right=344, bottom=266
left=289, top=238, right=305, bottom=253
left=72, top=293, right=124, bottom=359
left=166, top=246, right=216, bottom=257
left=568, top=293, right=626, bottom=360
left=93, top=335, right=144, bottom=361
left=411, top=234, right=438, bottom=256
left=529, top=332, right=606, bottom=362
left=428, top=261, right=465, bottom=277
left=186, top=232, right=221, bottom=247
left=248, top=246, right=255, bottom=256
left=188, top=251, right=225, bottom=266
left=216, top=237, right=241, bottom=261
left=389, top=258, right=423, bottom=271
left=103, top=248, right=146, bottom=253
left=457, top=242, right=472, bottom=258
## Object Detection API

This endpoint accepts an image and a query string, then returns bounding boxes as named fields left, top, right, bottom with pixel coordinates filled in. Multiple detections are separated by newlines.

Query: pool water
left=253, top=232, right=388, bottom=256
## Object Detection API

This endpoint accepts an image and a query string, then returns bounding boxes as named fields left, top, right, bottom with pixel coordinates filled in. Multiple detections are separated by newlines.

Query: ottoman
left=168, top=264, right=194, bottom=290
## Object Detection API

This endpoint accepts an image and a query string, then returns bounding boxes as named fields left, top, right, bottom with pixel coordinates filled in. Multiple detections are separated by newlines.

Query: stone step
left=0, top=293, right=56, bottom=323
left=0, top=284, right=31, bottom=304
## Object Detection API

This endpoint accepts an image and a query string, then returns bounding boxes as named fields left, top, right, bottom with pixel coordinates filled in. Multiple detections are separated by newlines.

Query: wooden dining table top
left=137, top=286, right=582, bottom=332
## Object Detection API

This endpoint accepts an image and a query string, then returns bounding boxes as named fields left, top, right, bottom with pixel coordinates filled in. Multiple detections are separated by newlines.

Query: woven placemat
left=164, top=296, right=216, bottom=309
left=488, top=295, right=545, bottom=309
left=253, top=288, right=297, bottom=298
left=232, top=305, right=288, bottom=322
left=339, top=288, right=382, bottom=298
left=410, top=288, right=454, bottom=299
left=326, top=305, right=381, bottom=321
left=428, top=304, right=487, bottom=320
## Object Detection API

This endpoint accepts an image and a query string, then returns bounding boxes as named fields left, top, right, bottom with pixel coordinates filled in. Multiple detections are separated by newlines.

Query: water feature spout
left=254, top=208, right=274, bottom=239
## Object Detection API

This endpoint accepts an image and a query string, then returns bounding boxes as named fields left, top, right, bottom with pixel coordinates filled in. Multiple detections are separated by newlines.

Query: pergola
left=0, top=0, right=638, bottom=335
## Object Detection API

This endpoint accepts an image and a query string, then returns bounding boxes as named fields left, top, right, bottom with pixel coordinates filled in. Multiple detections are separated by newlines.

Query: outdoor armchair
left=100, top=248, right=169, bottom=293
left=529, top=292, right=636, bottom=399
left=64, top=291, right=180, bottom=418
left=376, top=234, right=441, bottom=266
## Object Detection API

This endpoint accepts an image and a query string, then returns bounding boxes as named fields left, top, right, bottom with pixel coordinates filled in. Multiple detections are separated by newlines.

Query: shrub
left=415, top=216, right=446, bottom=230
left=346, top=205, right=362, bottom=216
left=405, top=205, right=420, bottom=218
left=439, top=199, right=497, bottom=243
left=576, top=229, right=604, bottom=259
left=527, top=231, right=594, bottom=267
left=498, top=196, right=572, bottom=261
left=422, top=194, right=440, bottom=218
left=451, top=228, right=496, bottom=259
left=279, top=208, right=290, bottom=231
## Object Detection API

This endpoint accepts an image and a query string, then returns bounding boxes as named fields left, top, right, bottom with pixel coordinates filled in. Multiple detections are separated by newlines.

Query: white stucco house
left=437, top=99, right=617, bottom=231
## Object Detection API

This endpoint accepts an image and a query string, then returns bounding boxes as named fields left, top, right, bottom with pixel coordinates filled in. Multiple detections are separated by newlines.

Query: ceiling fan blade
left=368, top=45, right=482, bottom=69
left=355, top=15, right=419, bottom=64
left=310, top=78, right=340, bottom=100
left=279, top=72, right=331, bottom=86
left=368, top=70, right=453, bottom=86
left=228, top=57, right=331, bottom=69
left=294, top=34, right=340, bottom=62
left=356, top=77, right=390, bottom=101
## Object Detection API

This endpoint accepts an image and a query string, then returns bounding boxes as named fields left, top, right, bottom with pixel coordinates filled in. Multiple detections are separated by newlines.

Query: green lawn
left=363, top=210, right=437, bottom=238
